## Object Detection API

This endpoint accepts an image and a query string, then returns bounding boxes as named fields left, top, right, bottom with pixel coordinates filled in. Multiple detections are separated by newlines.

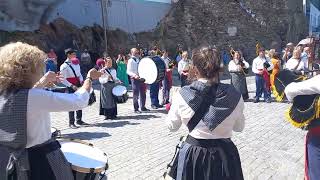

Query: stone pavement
left=51, top=76, right=306, bottom=180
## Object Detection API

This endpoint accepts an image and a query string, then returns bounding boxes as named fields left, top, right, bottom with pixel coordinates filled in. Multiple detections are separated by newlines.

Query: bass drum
left=58, top=138, right=109, bottom=180
left=138, top=56, right=166, bottom=84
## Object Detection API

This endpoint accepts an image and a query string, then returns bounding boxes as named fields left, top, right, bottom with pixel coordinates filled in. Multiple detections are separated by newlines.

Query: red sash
left=66, top=77, right=81, bottom=86
left=166, top=71, right=173, bottom=88
left=262, top=70, right=270, bottom=91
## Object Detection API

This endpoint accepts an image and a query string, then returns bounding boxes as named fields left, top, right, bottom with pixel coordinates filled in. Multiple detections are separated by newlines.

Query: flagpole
left=101, top=0, right=108, bottom=56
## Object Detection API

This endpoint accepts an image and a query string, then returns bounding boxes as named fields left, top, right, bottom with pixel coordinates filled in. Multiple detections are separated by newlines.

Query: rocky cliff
left=0, top=18, right=138, bottom=64
left=156, top=0, right=308, bottom=60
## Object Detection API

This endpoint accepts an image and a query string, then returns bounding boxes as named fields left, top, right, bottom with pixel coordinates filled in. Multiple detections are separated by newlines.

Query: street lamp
left=100, top=0, right=108, bottom=56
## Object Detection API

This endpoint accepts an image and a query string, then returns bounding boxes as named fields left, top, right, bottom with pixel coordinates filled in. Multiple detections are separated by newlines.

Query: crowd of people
left=42, top=46, right=177, bottom=128
left=226, top=42, right=313, bottom=104
left=0, top=40, right=319, bottom=180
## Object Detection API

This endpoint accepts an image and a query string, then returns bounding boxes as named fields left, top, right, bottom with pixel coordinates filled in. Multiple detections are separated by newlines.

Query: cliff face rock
left=0, top=18, right=136, bottom=64
left=156, top=0, right=308, bottom=60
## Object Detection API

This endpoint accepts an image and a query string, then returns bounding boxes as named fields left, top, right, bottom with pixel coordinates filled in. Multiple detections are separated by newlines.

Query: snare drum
left=51, top=127, right=61, bottom=138
left=45, top=83, right=68, bottom=93
left=138, top=56, right=166, bottom=84
left=58, top=138, right=109, bottom=180
left=112, top=85, right=128, bottom=103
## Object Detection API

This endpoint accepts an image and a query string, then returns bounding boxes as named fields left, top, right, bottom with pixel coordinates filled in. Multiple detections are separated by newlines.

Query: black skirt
left=8, top=140, right=73, bottom=180
left=168, top=136, right=244, bottom=180
left=99, top=106, right=118, bottom=118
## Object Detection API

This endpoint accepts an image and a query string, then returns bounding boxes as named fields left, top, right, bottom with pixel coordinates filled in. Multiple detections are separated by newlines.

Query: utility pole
left=100, top=0, right=108, bottom=56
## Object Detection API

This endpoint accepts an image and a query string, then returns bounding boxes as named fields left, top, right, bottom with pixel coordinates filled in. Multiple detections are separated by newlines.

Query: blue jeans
left=150, top=82, right=160, bottom=106
left=255, top=74, right=270, bottom=101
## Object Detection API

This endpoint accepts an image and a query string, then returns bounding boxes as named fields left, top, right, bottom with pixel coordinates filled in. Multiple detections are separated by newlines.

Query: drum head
left=138, top=57, right=159, bottom=84
left=51, top=128, right=57, bottom=133
left=58, top=139, right=108, bottom=173
left=112, top=85, right=127, bottom=96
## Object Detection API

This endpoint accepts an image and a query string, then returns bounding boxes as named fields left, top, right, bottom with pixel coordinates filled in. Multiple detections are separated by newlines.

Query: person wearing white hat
left=282, top=42, right=294, bottom=67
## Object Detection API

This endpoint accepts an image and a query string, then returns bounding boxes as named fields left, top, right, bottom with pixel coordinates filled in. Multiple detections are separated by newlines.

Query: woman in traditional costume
left=0, top=42, right=102, bottom=180
left=98, top=57, right=121, bottom=120
left=116, top=54, right=129, bottom=88
left=270, top=52, right=281, bottom=87
left=166, top=46, right=245, bottom=180
left=228, top=51, right=250, bottom=101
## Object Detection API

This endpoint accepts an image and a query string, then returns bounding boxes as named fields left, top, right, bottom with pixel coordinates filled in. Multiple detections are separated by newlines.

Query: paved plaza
left=51, top=75, right=306, bottom=180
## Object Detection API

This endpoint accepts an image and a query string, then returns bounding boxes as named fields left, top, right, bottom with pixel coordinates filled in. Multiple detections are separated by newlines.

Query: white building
left=304, top=0, right=320, bottom=35
left=0, top=0, right=172, bottom=33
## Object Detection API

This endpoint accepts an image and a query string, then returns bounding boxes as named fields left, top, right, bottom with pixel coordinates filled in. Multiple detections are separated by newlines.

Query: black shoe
left=69, top=124, right=78, bottom=129
left=76, top=120, right=90, bottom=126
left=151, top=105, right=158, bottom=109
left=254, top=99, right=259, bottom=103
left=104, top=116, right=110, bottom=120
left=141, top=107, right=150, bottom=111
left=156, top=104, right=163, bottom=108
left=110, top=116, right=117, bottom=120
left=134, top=110, right=142, bottom=114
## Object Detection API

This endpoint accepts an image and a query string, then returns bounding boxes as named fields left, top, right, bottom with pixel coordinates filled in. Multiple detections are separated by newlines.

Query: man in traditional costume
left=127, top=48, right=149, bottom=113
left=60, top=48, right=89, bottom=128
left=252, top=48, right=274, bottom=103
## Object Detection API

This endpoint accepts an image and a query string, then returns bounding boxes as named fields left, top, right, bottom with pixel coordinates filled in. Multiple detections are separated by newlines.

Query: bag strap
left=105, top=68, right=115, bottom=82
left=65, top=62, right=80, bottom=84
left=293, top=58, right=302, bottom=71
left=187, top=84, right=218, bottom=132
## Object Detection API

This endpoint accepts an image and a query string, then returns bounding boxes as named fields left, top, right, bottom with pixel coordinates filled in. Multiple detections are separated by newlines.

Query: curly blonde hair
left=0, top=42, right=46, bottom=94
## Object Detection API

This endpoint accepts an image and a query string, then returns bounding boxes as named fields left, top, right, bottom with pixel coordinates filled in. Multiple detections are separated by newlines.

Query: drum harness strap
left=104, top=68, right=115, bottom=82
left=65, top=62, right=81, bottom=87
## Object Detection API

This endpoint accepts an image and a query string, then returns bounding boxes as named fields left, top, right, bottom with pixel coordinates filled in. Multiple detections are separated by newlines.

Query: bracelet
left=86, top=77, right=93, bottom=82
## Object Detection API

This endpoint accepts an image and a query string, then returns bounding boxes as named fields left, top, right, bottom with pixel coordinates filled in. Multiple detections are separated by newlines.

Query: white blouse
left=59, top=59, right=84, bottom=87
left=27, top=88, right=89, bottom=148
left=252, top=56, right=274, bottom=74
left=285, top=75, right=320, bottom=102
left=166, top=79, right=245, bottom=139
left=285, top=58, right=305, bottom=71
left=178, top=59, right=191, bottom=75
left=99, top=68, right=119, bottom=84
left=228, top=59, right=250, bottom=72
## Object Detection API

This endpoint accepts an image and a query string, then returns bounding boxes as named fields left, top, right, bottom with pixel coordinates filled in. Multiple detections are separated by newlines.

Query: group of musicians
left=1, top=40, right=320, bottom=179
left=227, top=42, right=319, bottom=180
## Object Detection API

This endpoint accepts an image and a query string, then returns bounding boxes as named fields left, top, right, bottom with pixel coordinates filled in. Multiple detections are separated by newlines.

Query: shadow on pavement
left=63, top=132, right=111, bottom=140
left=96, top=120, right=140, bottom=128
left=116, top=114, right=160, bottom=120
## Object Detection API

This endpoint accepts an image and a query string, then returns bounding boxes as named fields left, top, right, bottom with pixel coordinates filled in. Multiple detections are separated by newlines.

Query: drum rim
left=57, top=138, right=109, bottom=173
